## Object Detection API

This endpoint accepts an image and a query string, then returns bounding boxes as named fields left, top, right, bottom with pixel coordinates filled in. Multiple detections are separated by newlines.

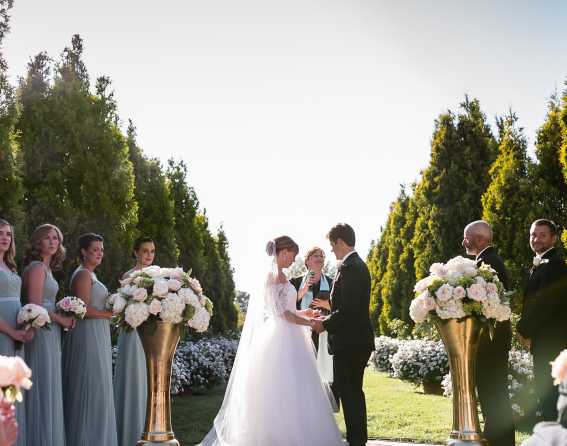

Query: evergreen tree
left=215, top=227, right=238, bottom=331
left=367, top=229, right=388, bottom=334
left=412, top=97, right=497, bottom=280
left=126, top=121, right=178, bottom=266
left=0, top=0, right=22, bottom=229
left=166, top=159, right=206, bottom=277
left=482, top=112, right=534, bottom=296
left=531, top=93, right=567, bottom=253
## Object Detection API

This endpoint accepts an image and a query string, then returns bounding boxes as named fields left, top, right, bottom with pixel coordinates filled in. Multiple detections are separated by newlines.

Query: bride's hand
left=302, top=308, right=315, bottom=318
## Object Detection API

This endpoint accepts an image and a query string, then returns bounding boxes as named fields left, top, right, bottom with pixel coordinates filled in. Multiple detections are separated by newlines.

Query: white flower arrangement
left=0, top=355, right=33, bottom=402
left=551, top=349, right=567, bottom=385
left=109, top=266, right=213, bottom=332
left=56, top=296, right=87, bottom=320
left=17, top=304, right=51, bottom=330
left=410, top=256, right=512, bottom=329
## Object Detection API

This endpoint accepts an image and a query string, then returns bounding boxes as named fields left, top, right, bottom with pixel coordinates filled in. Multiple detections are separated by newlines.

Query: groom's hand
left=311, top=318, right=325, bottom=333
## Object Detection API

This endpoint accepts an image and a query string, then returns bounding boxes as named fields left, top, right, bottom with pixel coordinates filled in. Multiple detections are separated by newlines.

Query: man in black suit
left=463, top=220, right=515, bottom=446
left=518, top=219, right=567, bottom=421
left=312, top=223, right=374, bottom=446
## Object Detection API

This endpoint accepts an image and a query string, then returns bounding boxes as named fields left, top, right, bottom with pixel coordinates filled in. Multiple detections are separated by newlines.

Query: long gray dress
left=62, top=266, right=118, bottom=445
left=23, top=261, right=66, bottom=446
left=114, top=328, right=147, bottom=446
left=0, top=269, right=26, bottom=446
left=114, top=266, right=147, bottom=446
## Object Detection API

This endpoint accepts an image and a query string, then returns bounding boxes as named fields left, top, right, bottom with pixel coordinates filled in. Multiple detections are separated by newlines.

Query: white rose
left=112, top=295, right=128, bottom=314
left=124, top=302, right=150, bottom=329
left=148, top=299, right=162, bottom=315
left=119, top=277, right=133, bottom=286
left=152, top=279, right=169, bottom=298
left=463, top=265, right=478, bottom=277
left=446, top=271, right=462, bottom=286
left=119, top=285, right=135, bottom=296
left=414, top=276, right=433, bottom=294
left=466, top=283, right=487, bottom=302
left=453, top=286, right=466, bottom=300
left=169, top=267, right=184, bottom=280
left=486, top=282, right=499, bottom=296
left=435, top=284, right=454, bottom=302
left=167, top=279, right=182, bottom=292
left=132, top=287, right=148, bottom=302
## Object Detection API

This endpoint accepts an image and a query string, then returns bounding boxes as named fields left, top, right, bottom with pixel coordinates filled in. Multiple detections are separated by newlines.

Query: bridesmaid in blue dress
left=63, top=233, right=118, bottom=445
left=23, top=223, right=74, bottom=446
left=0, top=218, right=33, bottom=446
left=114, top=237, right=155, bottom=446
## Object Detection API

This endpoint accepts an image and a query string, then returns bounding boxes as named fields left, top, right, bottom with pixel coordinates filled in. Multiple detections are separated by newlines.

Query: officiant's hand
left=312, top=298, right=330, bottom=311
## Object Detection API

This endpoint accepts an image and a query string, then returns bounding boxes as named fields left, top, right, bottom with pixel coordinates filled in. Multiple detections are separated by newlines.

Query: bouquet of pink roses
left=56, top=296, right=87, bottom=320
left=17, top=304, right=51, bottom=330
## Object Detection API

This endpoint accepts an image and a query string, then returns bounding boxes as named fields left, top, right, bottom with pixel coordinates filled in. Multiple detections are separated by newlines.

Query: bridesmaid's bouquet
left=108, top=266, right=213, bottom=332
left=56, top=296, right=87, bottom=320
left=0, top=355, right=32, bottom=403
left=17, top=304, right=51, bottom=330
left=409, top=256, right=511, bottom=335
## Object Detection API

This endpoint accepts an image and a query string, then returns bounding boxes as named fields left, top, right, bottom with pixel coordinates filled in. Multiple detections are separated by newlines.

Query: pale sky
left=4, top=0, right=567, bottom=298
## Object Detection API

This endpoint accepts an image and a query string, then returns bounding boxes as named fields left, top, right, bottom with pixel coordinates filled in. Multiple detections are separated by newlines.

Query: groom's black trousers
left=334, top=350, right=371, bottom=446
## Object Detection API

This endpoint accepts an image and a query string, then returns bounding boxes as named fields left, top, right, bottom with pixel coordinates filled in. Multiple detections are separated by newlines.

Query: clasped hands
left=302, top=308, right=326, bottom=333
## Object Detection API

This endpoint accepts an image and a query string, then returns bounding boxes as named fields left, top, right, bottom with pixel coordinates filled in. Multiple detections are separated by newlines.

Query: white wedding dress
left=199, top=278, right=344, bottom=446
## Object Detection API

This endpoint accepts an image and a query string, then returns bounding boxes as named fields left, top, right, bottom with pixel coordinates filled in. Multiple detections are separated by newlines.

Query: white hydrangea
left=414, top=276, right=434, bottom=294
left=436, top=300, right=466, bottom=320
left=188, top=307, right=211, bottom=333
left=141, top=265, right=162, bottom=278
left=429, top=263, right=447, bottom=278
left=112, top=295, right=128, bottom=314
left=152, top=279, right=169, bottom=298
left=178, top=287, right=200, bottom=308
left=124, top=302, right=150, bottom=328
left=160, top=293, right=185, bottom=324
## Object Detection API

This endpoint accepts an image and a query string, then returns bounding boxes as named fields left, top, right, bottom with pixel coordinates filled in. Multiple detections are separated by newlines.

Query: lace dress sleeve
left=267, top=283, right=290, bottom=317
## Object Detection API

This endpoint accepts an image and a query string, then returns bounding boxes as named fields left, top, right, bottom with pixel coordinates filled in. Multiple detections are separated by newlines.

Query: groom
left=312, top=223, right=375, bottom=446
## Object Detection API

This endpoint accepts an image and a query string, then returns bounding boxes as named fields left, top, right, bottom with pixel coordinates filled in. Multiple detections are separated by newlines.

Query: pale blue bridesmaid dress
left=23, top=261, right=66, bottom=446
left=62, top=266, right=118, bottom=445
left=0, top=269, right=26, bottom=446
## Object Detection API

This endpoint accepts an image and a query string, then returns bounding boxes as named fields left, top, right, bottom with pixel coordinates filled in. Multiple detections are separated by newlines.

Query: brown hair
left=532, top=219, right=558, bottom=236
left=304, top=246, right=325, bottom=263
left=327, top=223, right=356, bottom=247
left=0, top=218, right=17, bottom=272
left=25, top=224, right=66, bottom=271
left=266, top=236, right=299, bottom=256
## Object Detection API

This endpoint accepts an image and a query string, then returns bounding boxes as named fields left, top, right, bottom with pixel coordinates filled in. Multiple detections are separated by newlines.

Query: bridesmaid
left=63, top=233, right=118, bottom=445
left=23, top=223, right=74, bottom=446
left=0, top=218, right=32, bottom=446
left=114, top=237, right=155, bottom=446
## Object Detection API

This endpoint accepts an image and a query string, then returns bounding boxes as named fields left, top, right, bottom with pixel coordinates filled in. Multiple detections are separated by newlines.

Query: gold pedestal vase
left=137, top=321, right=182, bottom=446
left=435, top=317, right=488, bottom=446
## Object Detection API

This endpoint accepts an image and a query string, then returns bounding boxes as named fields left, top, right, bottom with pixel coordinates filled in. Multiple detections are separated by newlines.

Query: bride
left=199, top=235, right=345, bottom=446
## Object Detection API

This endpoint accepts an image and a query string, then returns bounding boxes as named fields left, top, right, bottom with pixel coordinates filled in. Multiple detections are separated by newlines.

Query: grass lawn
left=172, top=369, right=532, bottom=445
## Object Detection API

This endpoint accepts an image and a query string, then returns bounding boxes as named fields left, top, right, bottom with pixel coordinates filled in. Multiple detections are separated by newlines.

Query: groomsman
left=518, top=219, right=567, bottom=421
left=462, top=220, right=515, bottom=446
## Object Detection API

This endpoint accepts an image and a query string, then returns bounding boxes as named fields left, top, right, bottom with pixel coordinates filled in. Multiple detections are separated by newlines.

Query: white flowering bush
left=108, top=266, right=213, bottom=332
left=371, top=336, right=401, bottom=374
left=410, top=256, right=511, bottom=328
left=171, top=335, right=239, bottom=394
left=442, top=348, right=535, bottom=420
left=390, top=339, right=449, bottom=386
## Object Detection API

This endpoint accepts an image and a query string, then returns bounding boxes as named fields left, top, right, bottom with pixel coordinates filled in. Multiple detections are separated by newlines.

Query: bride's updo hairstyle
left=266, top=236, right=298, bottom=257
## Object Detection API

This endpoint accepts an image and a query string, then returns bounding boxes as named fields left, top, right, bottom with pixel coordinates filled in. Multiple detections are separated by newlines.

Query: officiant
left=291, top=247, right=333, bottom=350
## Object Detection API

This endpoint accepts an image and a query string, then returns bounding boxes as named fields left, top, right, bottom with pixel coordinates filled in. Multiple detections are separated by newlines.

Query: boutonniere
left=533, top=257, right=550, bottom=267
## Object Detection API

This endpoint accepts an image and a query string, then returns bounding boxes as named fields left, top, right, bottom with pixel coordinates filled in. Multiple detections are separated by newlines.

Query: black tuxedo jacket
left=476, top=246, right=509, bottom=290
left=518, top=248, right=567, bottom=356
left=290, top=274, right=333, bottom=311
left=323, top=252, right=374, bottom=355
left=476, top=246, right=512, bottom=350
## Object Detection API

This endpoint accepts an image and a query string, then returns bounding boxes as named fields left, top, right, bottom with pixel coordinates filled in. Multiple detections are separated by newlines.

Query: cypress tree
left=127, top=121, right=178, bottom=266
left=412, top=97, right=497, bottom=280
left=482, top=112, right=534, bottom=295
left=559, top=83, right=567, bottom=249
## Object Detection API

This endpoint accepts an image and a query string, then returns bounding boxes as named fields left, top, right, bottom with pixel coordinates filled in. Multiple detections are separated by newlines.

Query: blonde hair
left=0, top=218, right=17, bottom=272
left=304, top=246, right=325, bottom=263
left=25, top=224, right=66, bottom=271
